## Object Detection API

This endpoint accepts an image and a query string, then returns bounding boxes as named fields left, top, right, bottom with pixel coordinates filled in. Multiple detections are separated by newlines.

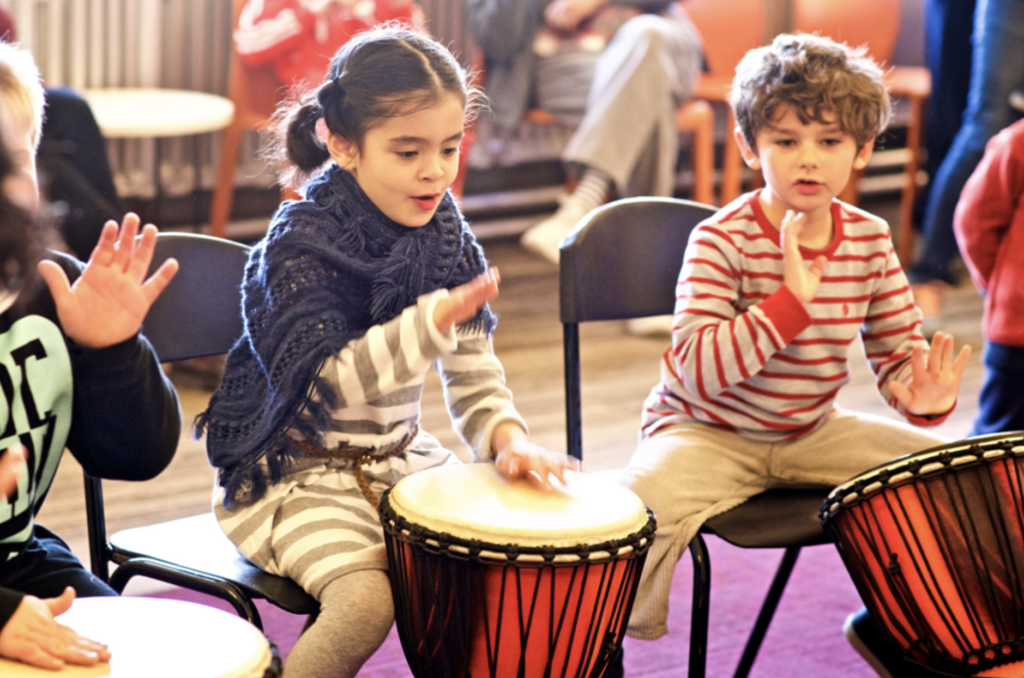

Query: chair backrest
left=679, top=0, right=765, bottom=79
left=791, top=0, right=901, bottom=67
left=86, top=231, right=249, bottom=581
left=141, top=232, right=250, bottom=362
left=560, top=197, right=716, bottom=323
left=559, top=197, right=717, bottom=458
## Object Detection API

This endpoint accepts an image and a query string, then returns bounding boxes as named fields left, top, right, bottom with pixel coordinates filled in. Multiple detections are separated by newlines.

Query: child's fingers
left=140, top=258, right=179, bottom=307
left=112, top=213, right=141, bottom=270
left=888, top=380, right=910, bottom=408
left=36, top=260, right=73, bottom=307
left=128, top=224, right=161, bottom=284
left=925, top=331, right=949, bottom=374
left=951, top=343, right=972, bottom=379
left=88, top=221, right=120, bottom=266
left=910, top=344, right=927, bottom=377
left=807, top=254, right=828, bottom=280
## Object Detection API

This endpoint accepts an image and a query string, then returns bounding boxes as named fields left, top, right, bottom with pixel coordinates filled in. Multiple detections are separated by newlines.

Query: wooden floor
left=36, top=196, right=989, bottom=585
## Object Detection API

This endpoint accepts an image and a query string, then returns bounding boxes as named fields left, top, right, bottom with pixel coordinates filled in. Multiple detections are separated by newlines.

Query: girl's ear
left=734, top=127, right=761, bottom=170
left=327, top=133, right=358, bottom=170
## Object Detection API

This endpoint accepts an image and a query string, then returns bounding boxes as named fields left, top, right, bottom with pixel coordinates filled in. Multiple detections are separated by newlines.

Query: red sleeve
left=0, top=5, right=16, bottom=42
left=954, top=121, right=1024, bottom=292
left=234, top=0, right=317, bottom=66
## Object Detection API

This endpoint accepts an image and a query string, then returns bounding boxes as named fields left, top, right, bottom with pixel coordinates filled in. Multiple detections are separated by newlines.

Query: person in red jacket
left=953, top=116, right=1024, bottom=435
left=234, top=0, right=423, bottom=91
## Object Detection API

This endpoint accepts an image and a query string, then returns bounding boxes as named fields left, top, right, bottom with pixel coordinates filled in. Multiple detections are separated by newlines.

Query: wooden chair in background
left=208, top=0, right=290, bottom=239
left=522, top=99, right=715, bottom=206
left=679, top=0, right=766, bottom=206
left=792, top=0, right=930, bottom=267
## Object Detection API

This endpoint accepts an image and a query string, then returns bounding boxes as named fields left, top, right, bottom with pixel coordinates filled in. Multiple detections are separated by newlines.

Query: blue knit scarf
left=197, top=165, right=495, bottom=507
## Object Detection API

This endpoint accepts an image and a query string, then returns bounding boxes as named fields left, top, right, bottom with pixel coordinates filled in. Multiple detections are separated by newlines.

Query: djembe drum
left=379, top=464, right=655, bottom=678
left=0, top=596, right=278, bottom=677
left=821, top=432, right=1024, bottom=677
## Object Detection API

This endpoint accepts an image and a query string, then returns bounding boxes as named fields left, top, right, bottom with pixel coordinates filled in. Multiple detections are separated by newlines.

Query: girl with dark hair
left=198, top=26, right=577, bottom=678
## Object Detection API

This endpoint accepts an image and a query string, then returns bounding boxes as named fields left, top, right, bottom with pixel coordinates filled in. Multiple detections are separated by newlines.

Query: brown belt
left=292, top=425, right=418, bottom=510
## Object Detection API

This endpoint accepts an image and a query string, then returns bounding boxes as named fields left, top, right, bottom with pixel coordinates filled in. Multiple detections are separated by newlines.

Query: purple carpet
left=143, top=536, right=876, bottom=676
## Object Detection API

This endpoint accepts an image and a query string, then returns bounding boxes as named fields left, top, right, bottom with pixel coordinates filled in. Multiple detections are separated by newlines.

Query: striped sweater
left=214, top=289, right=525, bottom=592
left=641, top=191, right=946, bottom=442
left=303, top=288, right=524, bottom=459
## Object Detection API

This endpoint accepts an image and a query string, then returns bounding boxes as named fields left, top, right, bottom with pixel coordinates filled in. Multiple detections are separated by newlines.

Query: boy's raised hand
left=781, top=210, right=828, bottom=305
left=433, top=267, right=500, bottom=334
left=37, top=213, right=178, bottom=349
left=888, top=330, right=971, bottom=417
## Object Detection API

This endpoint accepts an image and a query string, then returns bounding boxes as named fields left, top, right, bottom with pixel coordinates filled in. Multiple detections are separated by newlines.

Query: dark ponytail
left=266, top=24, right=481, bottom=189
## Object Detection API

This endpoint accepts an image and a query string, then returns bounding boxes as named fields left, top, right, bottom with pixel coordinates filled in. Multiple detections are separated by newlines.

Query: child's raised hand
left=781, top=210, right=827, bottom=305
left=37, top=213, right=179, bottom=349
left=888, top=331, right=971, bottom=417
left=0, top=587, right=110, bottom=670
left=433, top=267, right=500, bottom=334
left=492, top=422, right=581, bottom=491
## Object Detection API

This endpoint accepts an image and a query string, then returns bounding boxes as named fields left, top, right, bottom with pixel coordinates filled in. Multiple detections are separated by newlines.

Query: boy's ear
left=853, top=137, right=875, bottom=171
left=734, top=127, right=761, bottom=170
left=327, top=133, right=358, bottom=170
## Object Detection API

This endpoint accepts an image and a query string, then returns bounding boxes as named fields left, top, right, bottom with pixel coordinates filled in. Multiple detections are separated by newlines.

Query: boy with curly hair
left=613, top=33, right=971, bottom=678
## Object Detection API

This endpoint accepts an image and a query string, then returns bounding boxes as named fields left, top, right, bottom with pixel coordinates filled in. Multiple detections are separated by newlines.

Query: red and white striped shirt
left=641, top=191, right=945, bottom=442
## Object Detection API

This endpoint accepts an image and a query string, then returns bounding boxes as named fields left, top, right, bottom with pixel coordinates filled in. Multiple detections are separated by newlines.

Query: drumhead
left=0, top=597, right=272, bottom=678
left=822, top=431, right=1024, bottom=520
left=387, top=464, right=649, bottom=548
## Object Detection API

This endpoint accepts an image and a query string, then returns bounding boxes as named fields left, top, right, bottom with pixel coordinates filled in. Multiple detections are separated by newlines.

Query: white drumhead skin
left=0, top=597, right=270, bottom=678
left=388, top=464, right=649, bottom=547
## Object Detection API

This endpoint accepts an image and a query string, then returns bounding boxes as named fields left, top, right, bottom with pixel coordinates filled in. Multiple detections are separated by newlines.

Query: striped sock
left=559, top=167, right=611, bottom=217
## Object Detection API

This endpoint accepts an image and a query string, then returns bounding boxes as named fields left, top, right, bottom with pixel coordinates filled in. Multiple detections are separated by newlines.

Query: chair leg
left=208, top=121, right=245, bottom=239
left=721, top=109, right=744, bottom=205
left=83, top=475, right=110, bottom=582
left=896, top=94, right=924, bottom=269
left=689, top=533, right=711, bottom=678
left=678, top=100, right=715, bottom=205
left=732, top=546, right=803, bottom=678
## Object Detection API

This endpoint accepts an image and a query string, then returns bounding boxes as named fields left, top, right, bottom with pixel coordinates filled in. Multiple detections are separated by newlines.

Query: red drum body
left=822, top=432, right=1024, bottom=676
left=380, top=465, right=655, bottom=678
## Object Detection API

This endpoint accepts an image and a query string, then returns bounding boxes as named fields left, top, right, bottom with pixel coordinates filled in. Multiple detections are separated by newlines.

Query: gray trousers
left=536, top=13, right=702, bottom=197
left=619, top=407, right=950, bottom=640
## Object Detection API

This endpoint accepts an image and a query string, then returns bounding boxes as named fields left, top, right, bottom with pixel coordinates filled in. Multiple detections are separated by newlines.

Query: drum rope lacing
left=819, top=434, right=1024, bottom=674
left=294, top=425, right=419, bottom=510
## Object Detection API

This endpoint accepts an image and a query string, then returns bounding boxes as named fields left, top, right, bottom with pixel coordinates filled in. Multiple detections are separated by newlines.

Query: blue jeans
left=911, top=0, right=1024, bottom=285
left=970, top=341, right=1024, bottom=436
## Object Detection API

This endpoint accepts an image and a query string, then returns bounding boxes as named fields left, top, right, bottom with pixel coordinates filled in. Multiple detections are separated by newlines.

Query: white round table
left=0, top=596, right=273, bottom=677
left=81, top=88, right=235, bottom=229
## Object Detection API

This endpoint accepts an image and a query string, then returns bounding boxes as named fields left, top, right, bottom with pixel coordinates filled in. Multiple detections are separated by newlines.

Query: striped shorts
left=215, top=430, right=459, bottom=599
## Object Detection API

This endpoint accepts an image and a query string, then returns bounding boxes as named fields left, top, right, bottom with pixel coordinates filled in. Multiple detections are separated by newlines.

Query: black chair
left=83, top=232, right=319, bottom=630
left=559, top=197, right=832, bottom=678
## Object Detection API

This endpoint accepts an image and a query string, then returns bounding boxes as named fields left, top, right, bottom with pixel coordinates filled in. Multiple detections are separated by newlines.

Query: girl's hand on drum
left=492, top=423, right=581, bottom=491
left=888, top=331, right=971, bottom=418
left=433, top=267, right=500, bottom=335
left=0, top=587, right=111, bottom=670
